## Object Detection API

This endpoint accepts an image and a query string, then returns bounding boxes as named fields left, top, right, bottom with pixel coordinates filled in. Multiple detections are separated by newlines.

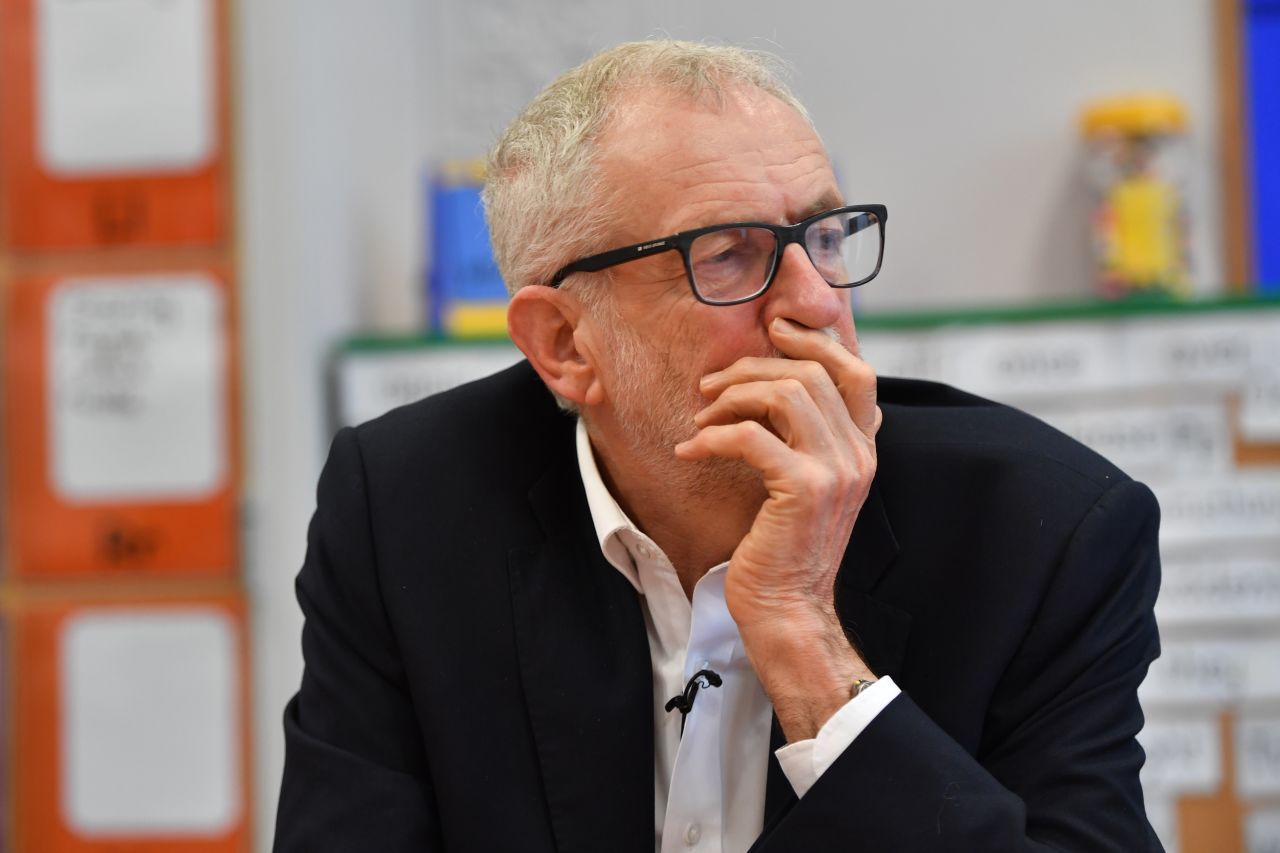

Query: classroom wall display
left=0, top=0, right=229, bottom=249
left=330, top=295, right=1280, bottom=853
left=2, top=266, right=238, bottom=578
left=10, top=591, right=250, bottom=851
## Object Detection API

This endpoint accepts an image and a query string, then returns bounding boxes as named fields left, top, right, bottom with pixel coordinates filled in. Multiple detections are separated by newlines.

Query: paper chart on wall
left=1237, top=717, right=1280, bottom=797
left=1139, top=639, right=1280, bottom=708
left=60, top=606, right=241, bottom=834
left=1033, top=401, right=1233, bottom=480
left=1247, top=810, right=1280, bottom=853
left=1156, top=549, right=1280, bottom=626
left=48, top=273, right=227, bottom=502
left=936, top=322, right=1121, bottom=400
left=1136, top=718, right=1222, bottom=794
left=1241, top=370, right=1280, bottom=443
left=1153, top=474, right=1280, bottom=548
left=856, top=330, right=946, bottom=384
left=1125, top=313, right=1280, bottom=390
left=35, top=0, right=215, bottom=175
left=336, top=345, right=524, bottom=428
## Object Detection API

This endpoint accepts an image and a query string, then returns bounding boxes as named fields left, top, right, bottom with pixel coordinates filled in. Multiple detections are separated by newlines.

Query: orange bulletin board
left=10, top=590, right=251, bottom=851
left=0, top=0, right=229, bottom=249
left=2, top=264, right=239, bottom=579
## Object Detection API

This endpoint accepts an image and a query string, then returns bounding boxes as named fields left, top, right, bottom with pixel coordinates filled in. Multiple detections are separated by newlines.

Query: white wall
left=236, top=2, right=423, bottom=849
left=237, top=3, right=1222, bottom=849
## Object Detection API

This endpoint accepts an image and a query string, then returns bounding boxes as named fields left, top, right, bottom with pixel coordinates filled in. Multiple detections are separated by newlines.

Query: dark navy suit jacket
left=275, top=361, right=1163, bottom=852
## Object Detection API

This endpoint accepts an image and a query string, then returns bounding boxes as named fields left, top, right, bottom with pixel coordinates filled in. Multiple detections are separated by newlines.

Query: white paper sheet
left=1139, top=639, right=1280, bottom=708
left=35, top=0, right=215, bottom=174
left=855, top=330, right=946, bottom=383
left=1156, top=548, right=1280, bottom=626
left=1241, top=370, right=1280, bottom=443
left=60, top=607, right=240, bottom=834
left=1137, top=718, right=1221, bottom=794
left=1126, top=313, right=1280, bottom=389
left=1035, top=401, right=1233, bottom=480
left=48, top=274, right=227, bottom=502
left=1247, top=810, right=1280, bottom=853
left=937, top=322, right=1121, bottom=400
left=336, top=345, right=524, bottom=427
left=1153, top=475, right=1280, bottom=548
left=1238, top=717, right=1280, bottom=797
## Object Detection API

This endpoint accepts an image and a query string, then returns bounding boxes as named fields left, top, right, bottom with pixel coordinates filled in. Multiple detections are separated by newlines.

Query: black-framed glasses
left=549, top=204, right=887, bottom=306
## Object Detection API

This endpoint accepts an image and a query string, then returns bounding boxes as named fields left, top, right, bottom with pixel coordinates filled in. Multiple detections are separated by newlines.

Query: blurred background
left=1, top=1, right=1278, bottom=851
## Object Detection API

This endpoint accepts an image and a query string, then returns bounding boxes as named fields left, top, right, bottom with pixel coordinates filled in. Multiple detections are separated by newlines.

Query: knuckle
left=848, top=357, right=877, bottom=386
left=778, top=377, right=808, bottom=403
left=797, top=360, right=826, bottom=385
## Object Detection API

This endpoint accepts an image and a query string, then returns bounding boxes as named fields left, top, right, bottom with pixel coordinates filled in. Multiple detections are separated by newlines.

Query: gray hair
left=481, top=39, right=810, bottom=299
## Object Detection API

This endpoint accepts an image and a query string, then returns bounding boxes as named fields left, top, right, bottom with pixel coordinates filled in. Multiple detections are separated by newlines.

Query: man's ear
left=508, top=285, right=605, bottom=407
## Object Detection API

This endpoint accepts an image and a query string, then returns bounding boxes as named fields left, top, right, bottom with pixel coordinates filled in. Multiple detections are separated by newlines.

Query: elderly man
left=276, top=41, right=1162, bottom=852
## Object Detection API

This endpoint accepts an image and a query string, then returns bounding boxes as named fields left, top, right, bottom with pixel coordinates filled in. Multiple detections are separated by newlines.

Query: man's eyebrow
left=799, top=191, right=846, bottom=219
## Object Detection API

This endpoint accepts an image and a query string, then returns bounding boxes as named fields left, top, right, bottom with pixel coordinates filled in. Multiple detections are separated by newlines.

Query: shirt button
left=683, top=823, right=701, bottom=846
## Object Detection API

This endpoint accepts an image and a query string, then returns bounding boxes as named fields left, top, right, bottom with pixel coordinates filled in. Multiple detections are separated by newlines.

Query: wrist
left=740, top=610, right=874, bottom=742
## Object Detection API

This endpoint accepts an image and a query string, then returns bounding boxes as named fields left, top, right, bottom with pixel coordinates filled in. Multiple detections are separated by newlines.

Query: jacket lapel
left=508, top=452, right=654, bottom=853
left=836, top=480, right=912, bottom=681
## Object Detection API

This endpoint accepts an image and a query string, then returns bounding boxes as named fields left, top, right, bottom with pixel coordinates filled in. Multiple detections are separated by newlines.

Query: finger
left=694, top=378, right=838, bottom=452
left=700, top=357, right=849, bottom=435
left=676, top=422, right=855, bottom=509
left=674, top=420, right=800, bottom=485
left=766, top=318, right=878, bottom=437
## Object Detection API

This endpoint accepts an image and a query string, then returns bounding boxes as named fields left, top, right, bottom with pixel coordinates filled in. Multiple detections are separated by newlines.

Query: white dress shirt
left=575, top=420, right=900, bottom=852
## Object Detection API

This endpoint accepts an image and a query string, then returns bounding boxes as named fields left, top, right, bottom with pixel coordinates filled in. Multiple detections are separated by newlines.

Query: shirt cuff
left=774, top=675, right=901, bottom=798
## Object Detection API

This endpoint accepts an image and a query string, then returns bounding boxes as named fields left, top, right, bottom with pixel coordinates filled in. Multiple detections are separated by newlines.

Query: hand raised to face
left=674, top=316, right=880, bottom=740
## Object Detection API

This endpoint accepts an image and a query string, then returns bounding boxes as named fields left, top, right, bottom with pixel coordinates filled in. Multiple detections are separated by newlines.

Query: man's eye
left=812, top=227, right=843, bottom=254
left=706, top=245, right=748, bottom=265
left=692, top=230, right=753, bottom=266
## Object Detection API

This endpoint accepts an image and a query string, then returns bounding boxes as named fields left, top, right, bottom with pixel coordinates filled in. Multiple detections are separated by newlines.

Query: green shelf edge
left=337, top=292, right=1280, bottom=354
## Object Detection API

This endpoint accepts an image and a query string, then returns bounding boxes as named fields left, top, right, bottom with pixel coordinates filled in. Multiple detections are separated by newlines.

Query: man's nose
left=763, top=243, right=847, bottom=331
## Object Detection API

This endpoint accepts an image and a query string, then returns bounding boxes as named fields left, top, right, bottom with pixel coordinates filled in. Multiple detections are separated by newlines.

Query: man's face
left=583, top=83, right=859, bottom=477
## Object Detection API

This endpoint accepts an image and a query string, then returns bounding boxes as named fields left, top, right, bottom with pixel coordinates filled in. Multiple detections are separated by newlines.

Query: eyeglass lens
left=686, top=210, right=882, bottom=304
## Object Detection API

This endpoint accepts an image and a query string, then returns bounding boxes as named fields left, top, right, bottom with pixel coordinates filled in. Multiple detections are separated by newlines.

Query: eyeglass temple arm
left=550, top=239, right=677, bottom=286
left=845, top=212, right=878, bottom=237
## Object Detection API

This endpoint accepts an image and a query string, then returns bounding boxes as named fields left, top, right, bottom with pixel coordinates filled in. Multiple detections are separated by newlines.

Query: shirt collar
left=575, top=417, right=645, bottom=592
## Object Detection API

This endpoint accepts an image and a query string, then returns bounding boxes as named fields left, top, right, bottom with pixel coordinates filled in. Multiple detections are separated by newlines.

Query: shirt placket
left=661, top=567, right=737, bottom=852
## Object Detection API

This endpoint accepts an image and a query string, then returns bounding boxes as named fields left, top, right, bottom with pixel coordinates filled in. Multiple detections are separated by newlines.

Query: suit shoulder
left=876, top=376, right=1128, bottom=494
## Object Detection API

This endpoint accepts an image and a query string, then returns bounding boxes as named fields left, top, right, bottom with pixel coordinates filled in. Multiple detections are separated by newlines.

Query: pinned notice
left=3, top=268, right=238, bottom=578
left=49, top=274, right=226, bottom=501
left=0, top=0, right=227, bottom=247
left=1238, top=717, right=1280, bottom=797
left=1247, top=811, right=1280, bottom=853
left=336, top=344, right=523, bottom=428
left=1137, top=718, right=1221, bottom=794
left=1155, top=475, right=1280, bottom=547
left=1139, top=639, right=1280, bottom=708
left=36, top=0, right=215, bottom=175
left=1156, top=549, right=1280, bottom=626
left=61, top=607, right=240, bottom=833
left=13, top=595, right=249, bottom=850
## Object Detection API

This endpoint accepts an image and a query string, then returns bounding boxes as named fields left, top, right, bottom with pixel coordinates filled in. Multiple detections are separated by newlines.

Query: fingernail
left=772, top=317, right=796, bottom=334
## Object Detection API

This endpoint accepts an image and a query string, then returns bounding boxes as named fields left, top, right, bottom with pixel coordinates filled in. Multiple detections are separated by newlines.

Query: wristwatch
left=851, top=678, right=877, bottom=698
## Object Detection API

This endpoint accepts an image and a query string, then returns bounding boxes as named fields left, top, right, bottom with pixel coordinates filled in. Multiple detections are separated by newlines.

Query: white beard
left=601, top=311, right=843, bottom=500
